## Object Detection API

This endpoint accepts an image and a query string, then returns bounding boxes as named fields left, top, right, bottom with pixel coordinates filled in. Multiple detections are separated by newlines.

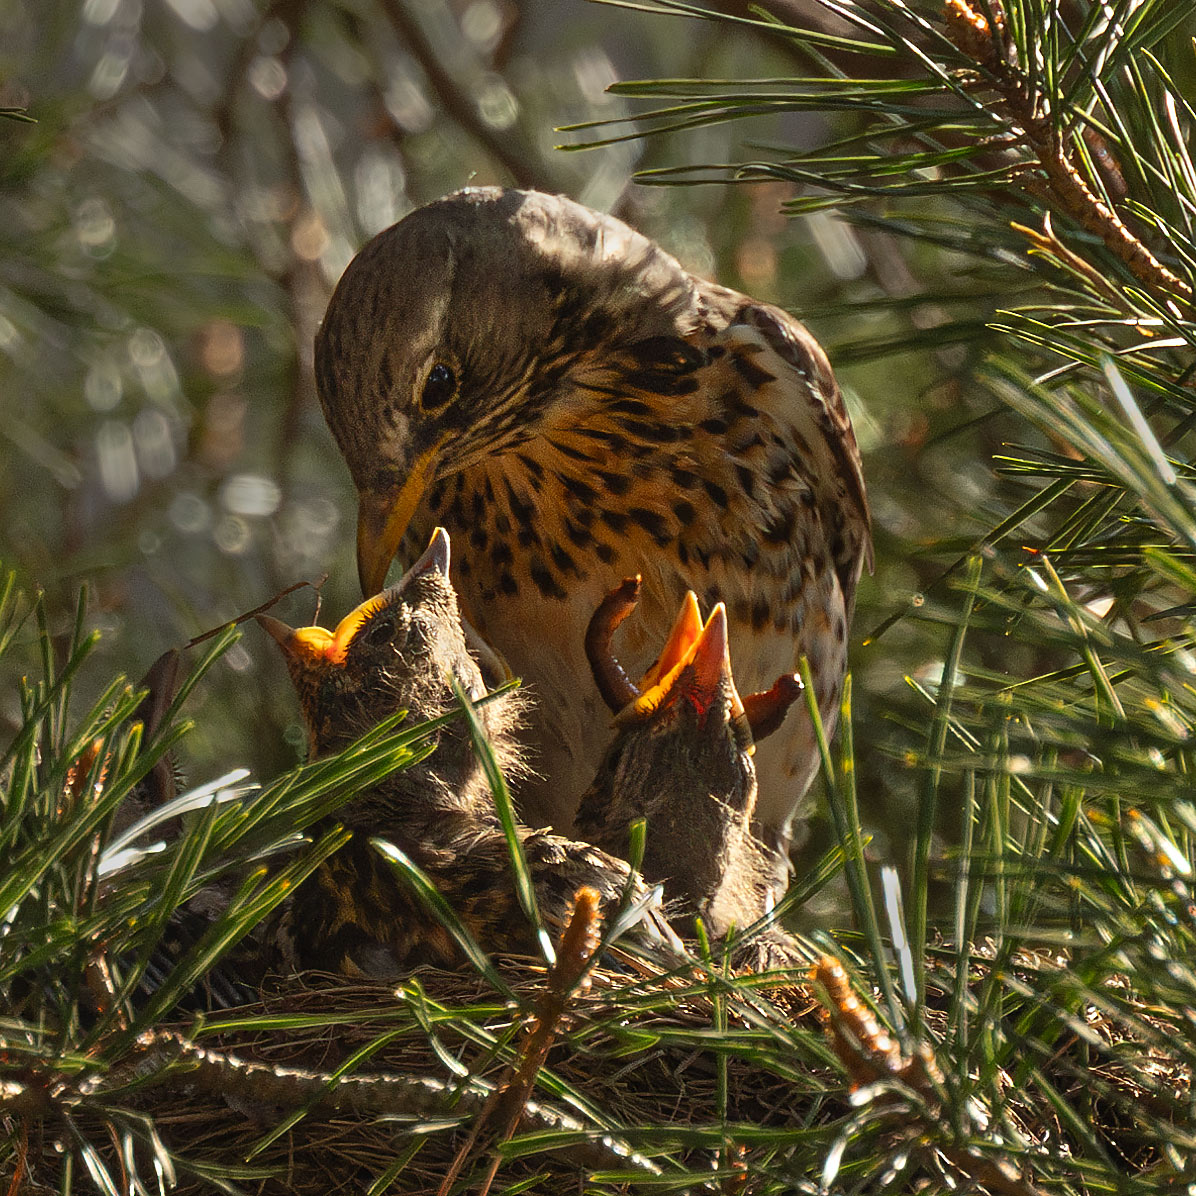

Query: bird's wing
left=739, top=300, right=872, bottom=577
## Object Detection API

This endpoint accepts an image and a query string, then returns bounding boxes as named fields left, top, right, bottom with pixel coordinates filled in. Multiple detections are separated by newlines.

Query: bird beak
left=258, top=596, right=392, bottom=667
left=356, top=438, right=449, bottom=596
left=685, top=604, right=747, bottom=726
left=639, top=591, right=703, bottom=690
left=256, top=614, right=336, bottom=666
left=268, top=527, right=451, bottom=676
left=407, top=526, right=451, bottom=580
left=619, top=602, right=744, bottom=729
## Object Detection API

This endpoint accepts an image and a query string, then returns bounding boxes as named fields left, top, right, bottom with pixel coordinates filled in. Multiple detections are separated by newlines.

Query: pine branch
left=439, top=886, right=607, bottom=1195
left=944, top=0, right=1193, bottom=309
left=812, top=955, right=1048, bottom=1196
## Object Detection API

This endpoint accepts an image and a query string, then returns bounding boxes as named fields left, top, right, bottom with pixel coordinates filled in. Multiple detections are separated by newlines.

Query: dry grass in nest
left=14, top=939, right=1195, bottom=1194
left=126, top=954, right=826, bottom=1194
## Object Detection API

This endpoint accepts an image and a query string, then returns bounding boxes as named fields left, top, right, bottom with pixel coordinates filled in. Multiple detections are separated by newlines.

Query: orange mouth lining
left=289, top=592, right=392, bottom=664
left=619, top=602, right=744, bottom=726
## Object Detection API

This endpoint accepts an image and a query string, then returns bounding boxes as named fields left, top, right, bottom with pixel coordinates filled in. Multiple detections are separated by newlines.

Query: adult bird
left=314, top=188, right=871, bottom=862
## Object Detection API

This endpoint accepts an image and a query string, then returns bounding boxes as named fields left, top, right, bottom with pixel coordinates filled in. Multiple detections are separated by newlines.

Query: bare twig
left=115, top=1027, right=660, bottom=1181
left=183, top=575, right=327, bottom=650
left=440, top=887, right=607, bottom=1195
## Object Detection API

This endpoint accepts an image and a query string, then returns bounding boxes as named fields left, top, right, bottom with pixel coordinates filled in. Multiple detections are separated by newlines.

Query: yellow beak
left=356, top=439, right=447, bottom=595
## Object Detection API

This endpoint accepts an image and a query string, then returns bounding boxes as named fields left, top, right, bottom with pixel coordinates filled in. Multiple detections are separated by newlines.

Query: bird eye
left=362, top=611, right=399, bottom=648
left=420, top=362, right=457, bottom=412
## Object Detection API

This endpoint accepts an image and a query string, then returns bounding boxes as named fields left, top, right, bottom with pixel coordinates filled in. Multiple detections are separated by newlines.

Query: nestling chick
left=259, top=526, right=527, bottom=835
left=259, top=530, right=681, bottom=978
left=576, top=580, right=804, bottom=968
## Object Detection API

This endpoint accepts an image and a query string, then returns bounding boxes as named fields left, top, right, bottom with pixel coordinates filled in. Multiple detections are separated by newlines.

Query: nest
left=107, top=957, right=826, bottom=1195
left=15, top=936, right=1194, bottom=1194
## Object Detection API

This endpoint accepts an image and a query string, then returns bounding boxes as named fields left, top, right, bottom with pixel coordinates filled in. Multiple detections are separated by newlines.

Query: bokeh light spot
left=221, top=473, right=281, bottom=518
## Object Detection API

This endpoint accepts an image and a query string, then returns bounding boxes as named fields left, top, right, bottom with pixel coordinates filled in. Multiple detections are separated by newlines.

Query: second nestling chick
left=575, top=579, right=803, bottom=966
left=258, top=530, right=682, bottom=979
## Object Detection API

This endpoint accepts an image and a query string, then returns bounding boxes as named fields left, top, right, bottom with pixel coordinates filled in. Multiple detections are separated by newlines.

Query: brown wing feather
left=741, top=301, right=873, bottom=599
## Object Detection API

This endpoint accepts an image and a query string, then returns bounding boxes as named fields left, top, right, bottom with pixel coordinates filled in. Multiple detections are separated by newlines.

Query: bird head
left=586, top=582, right=802, bottom=755
left=258, top=528, right=476, bottom=753
left=579, top=584, right=801, bottom=931
left=257, top=529, right=523, bottom=822
left=628, top=602, right=744, bottom=731
left=581, top=582, right=804, bottom=827
left=313, top=187, right=697, bottom=595
left=582, top=585, right=754, bottom=822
